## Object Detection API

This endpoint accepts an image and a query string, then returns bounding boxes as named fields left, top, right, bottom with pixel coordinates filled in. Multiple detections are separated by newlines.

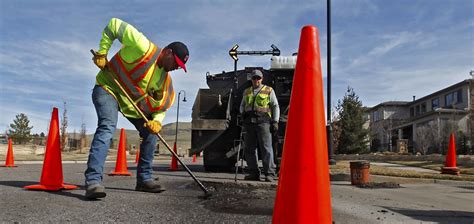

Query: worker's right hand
left=144, top=120, right=162, bottom=134
left=92, top=51, right=108, bottom=70
left=271, top=122, right=279, bottom=134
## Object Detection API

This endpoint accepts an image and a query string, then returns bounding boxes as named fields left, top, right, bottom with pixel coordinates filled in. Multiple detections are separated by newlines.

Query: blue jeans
left=243, top=123, right=276, bottom=176
left=84, top=86, right=158, bottom=186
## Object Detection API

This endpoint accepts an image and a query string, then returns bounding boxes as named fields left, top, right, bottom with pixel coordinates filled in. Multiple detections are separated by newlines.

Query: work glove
left=271, top=122, right=279, bottom=134
left=92, top=51, right=108, bottom=70
left=144, top=120, right=162, bottom=134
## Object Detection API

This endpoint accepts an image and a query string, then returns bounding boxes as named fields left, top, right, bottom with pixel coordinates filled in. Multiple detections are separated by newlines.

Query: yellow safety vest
left=95, top=18, right=175, bottom=121
left=243, top=85, right=272, bottom=118
left=97, top=43, right=175, bottom=119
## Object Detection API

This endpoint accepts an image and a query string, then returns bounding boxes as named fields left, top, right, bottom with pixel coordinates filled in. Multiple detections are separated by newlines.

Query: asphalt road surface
left=1, top=160, right=473, bottom=223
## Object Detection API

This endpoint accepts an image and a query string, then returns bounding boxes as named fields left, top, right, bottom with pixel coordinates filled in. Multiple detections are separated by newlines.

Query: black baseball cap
left=166, top=41, right=189, bottom=72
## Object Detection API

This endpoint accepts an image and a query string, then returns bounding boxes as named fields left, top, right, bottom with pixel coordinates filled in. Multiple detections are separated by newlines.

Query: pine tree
left=9, top=113, right=33, bottom=144
left=335, top=87, right=369, bottom=154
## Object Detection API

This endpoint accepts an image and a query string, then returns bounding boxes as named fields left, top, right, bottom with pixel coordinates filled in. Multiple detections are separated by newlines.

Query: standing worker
left=240, top=69, right=280, bottom=182
left=85, top=18, right=189, bottom=199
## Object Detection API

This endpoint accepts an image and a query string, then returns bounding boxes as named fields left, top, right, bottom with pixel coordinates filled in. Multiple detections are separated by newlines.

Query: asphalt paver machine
left=191, top=45, right=296, bottom=171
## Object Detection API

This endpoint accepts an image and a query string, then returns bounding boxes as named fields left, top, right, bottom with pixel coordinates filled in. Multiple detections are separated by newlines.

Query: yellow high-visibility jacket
left=243, top=85, right=272, bottom=118
left=95, top=18, right=174, bottom=123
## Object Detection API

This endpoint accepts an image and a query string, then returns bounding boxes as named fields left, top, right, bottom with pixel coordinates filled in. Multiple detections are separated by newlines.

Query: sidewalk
left=370, top=162, right=439, bottom=174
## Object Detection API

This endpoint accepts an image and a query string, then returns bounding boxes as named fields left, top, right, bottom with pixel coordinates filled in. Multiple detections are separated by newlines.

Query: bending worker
left=85, top=18, right=189, bottom=199
left=240, top=69, right=280, bottom=182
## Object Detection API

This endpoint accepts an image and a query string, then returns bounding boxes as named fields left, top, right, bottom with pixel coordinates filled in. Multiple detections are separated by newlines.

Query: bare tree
left=72, top=129, right=77, bottom=151
left=79, top=119, right=87, bottom=153
left=60, top=102, right=68, bottom=151
left=439, top=120, right=459, bottom=154
left=415, top=121, right=438, bottom=155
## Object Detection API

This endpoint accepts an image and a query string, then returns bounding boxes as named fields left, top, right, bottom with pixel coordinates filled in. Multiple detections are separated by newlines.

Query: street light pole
left=327, top=0, right=336, bottom=165
left=174, top=90, right=187, bottom=154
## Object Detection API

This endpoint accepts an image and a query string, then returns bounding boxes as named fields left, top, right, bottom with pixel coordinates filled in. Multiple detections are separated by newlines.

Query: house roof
left=367, top=101, right=410, bottom=111
left=367, top=79, right=472, bottom=111
left=407, top=79, right=472, bottom=106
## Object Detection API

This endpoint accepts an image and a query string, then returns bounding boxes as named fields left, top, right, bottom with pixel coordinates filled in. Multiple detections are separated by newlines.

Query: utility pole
left=327, top=0, right=336, bottom=165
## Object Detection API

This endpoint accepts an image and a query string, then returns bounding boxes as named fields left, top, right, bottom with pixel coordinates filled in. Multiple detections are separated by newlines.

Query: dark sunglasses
left=252, top=76, right=262, bottom=80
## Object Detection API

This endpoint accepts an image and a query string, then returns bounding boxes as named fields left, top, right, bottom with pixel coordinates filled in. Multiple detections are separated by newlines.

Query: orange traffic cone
left=441, top=133, right=460, bottom=175
left=24, top=107, right=77, bottom=191
left=272, top=25, right=332, bottom=224
left=135, top=148, right=140, bottom=164
left=1, top=139, right=17, bottom=167
left=192, top=154, right=197, bottom=163
left=109, top=128, right=132, bottom=176
left=168, top=142, right=179, bottom=171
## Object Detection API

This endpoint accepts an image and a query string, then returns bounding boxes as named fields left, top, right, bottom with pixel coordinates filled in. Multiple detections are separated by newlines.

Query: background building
left=367, top=79, right=472, bottom=154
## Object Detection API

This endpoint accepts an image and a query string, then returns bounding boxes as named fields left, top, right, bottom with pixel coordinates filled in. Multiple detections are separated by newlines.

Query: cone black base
left=441, top=167, right=460, bottom=176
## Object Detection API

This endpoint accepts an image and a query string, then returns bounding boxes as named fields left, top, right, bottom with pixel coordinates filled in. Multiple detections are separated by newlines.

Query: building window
left=445, top=89, right=462, bottom=107
left=372, top=110, right=380, bottom=122
left=415, top=105, right=421, bottom=116
left=432, top=98, right=439, bottom=110
left=421, top=103, right=426, bottom=113
left=410, top=107, right=414, bottom=117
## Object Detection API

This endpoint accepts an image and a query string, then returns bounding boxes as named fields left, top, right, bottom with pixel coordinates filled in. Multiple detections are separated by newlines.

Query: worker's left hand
left=144, top=120, right=162, bottom=134
left=271, top=122, right=278, bottom=134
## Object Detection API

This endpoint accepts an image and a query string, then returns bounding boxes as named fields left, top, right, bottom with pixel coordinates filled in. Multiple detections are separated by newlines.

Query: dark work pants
left=243, top=122, right=276, bottom=176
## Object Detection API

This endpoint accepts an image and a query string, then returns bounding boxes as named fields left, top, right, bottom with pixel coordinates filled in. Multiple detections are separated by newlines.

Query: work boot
left=244, top=173, right=260, bottom=181
left=85, top=184, right=106, bottom=199
left=264, top=175, right=274, bottom=182
left=135, top=180, right=166, bottom=193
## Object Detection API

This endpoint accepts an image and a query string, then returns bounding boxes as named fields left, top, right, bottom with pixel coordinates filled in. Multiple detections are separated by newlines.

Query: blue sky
left=0, top=0, right=473, bottom=134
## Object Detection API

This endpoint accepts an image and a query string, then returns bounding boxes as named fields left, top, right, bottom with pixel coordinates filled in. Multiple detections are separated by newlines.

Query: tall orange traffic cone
left=272, top=25, right=332, bottom=224
left=441, top=133, right=460, bottom=175
left=1, top=139, right=17, bottom=167
left=168, top=142, right=179, bottom=171
left=109, top=128, right=132, bottom=176
left=192, top=154, right=197, bottom=163
left=24, top=107, right=77, bottom=191
left=135, top=148, right=140, bottom=164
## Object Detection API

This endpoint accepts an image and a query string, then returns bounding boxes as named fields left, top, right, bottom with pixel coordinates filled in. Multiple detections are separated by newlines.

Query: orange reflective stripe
left=161, top=78, right=175, bottom=111
left=109, top=55, right=143, bottom=99
left=130, top=46, right=160, bottom=81
left=108, top=44, right=159, bottom=98
left=121, top=42, right=153, bottom=65
left=146, top=72, right=175, bottom=112
left=108, top=43, right=175, bottom=117
left=110, top=43, right=160, bottom=83
left=139, top=100, right=152, bottom=115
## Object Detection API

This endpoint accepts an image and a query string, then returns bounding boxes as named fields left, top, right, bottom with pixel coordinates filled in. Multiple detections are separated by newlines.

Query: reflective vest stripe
left=103, top=21, right=129, bottom=42
left=244, top=86, right=272, bottom=115
left=117, top=21, right=128, bottom=43
left=104, top=26, right=114, bottom=40
left=160, top=77, right=175, bottom=111
left=259, top=89, right=271, bottom=95
left=155, top=67, right=167, bottom=86
left=130, top=46, right=160, bottom=80
left=139, top=98, right=151, bottom=115
left=107, top=42, right=175, bottom=117
left=109, top=56, right=144, bottom=99
left=145, top=71, right=174, bottom=112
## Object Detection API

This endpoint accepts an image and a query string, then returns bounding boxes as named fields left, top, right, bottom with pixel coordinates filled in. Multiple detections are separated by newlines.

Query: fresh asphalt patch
left=195, top=181, right=276, bottom=216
